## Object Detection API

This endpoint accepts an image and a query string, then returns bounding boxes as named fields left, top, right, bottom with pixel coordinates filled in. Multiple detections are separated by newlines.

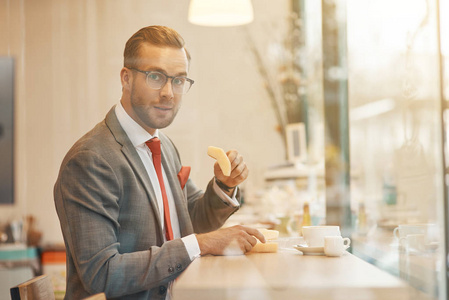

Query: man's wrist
left=195, top=233, right=208, bottom=256
left=215, top=177, right=235, bottom=193
left=212, top=180, right=240, bottom=207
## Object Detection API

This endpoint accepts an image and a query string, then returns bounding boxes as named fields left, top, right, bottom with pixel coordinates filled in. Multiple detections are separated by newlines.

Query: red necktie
left=146, top=137, right=174, bottom=241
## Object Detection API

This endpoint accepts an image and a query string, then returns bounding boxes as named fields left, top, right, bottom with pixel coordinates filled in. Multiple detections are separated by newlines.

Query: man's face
left=122, top=43, right=189, bottom=134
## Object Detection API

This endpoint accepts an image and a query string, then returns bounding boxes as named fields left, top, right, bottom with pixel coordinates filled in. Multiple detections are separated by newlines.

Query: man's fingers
left=214, top=162, right=223, bottom=175
left=243, top=240, right=253, bottom=253
left=249, top=228, right=266, bottom=243
left=226, top=150, right=238, bottom=162
left=247, top=234, right=258, bottom=247
left=239, top=226, right=266, bottom=243
left=231, top=154, right=242, bottom=167
left=231, top=162, right=247, bottom=179
left=226, top=150, right=243, bottom=170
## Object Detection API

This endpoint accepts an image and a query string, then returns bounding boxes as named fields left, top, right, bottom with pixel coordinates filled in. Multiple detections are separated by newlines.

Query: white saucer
left=293, top=244, right=325, bottom=256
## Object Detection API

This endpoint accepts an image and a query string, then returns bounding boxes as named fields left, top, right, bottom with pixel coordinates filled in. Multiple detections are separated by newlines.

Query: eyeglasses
left=129, top=68, right=194, bottom=95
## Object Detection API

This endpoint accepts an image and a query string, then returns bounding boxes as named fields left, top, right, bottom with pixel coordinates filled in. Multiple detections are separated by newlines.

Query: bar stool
left=10, top=274, right=55, bottom=300
left=82, top=293, right=107, bottom=299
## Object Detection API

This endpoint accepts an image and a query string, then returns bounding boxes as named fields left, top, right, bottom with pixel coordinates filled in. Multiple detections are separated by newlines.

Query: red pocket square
left=177, top=166, right=191, bottom=189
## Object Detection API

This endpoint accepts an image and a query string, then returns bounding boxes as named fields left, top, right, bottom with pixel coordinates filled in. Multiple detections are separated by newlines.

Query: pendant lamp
left=188, top=0, right=254, bottom=27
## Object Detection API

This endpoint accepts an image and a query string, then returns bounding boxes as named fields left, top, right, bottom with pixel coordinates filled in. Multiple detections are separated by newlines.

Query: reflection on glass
left=347, top=0, right=446, bottom=299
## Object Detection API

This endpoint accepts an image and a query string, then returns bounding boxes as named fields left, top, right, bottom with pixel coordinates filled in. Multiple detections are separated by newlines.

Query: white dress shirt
left=115, top=102, right=239, bottom=261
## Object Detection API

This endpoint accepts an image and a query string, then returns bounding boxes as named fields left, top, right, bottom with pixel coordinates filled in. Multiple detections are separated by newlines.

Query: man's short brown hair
left=124, top=25, right=191, bottom=68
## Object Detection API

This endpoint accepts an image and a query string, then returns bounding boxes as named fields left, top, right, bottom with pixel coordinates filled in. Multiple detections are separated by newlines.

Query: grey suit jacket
left=54, top=106, right=240, bottom=299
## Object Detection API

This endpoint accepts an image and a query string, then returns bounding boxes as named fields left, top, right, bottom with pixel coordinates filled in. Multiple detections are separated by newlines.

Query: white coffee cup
left=324, top=236, right=351, bottom=257
left=302, top=226, right=341, bottom=247
left=399, top=233, right=426, bottom=254
left=393, top=223, right=437, bottom=241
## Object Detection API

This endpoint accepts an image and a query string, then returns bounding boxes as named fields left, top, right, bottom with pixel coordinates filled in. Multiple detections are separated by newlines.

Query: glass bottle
left=302, top=202, right=311, bottom=227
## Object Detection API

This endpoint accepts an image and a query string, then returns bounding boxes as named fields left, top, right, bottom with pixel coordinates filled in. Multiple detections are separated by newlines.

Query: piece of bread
left=249, top=229, right=279, bottom=253
left=258, top=229, right=279, bottom=241
left=250, top=242, right=278, bottom=253
left=207, top=146, right=231, bottom=176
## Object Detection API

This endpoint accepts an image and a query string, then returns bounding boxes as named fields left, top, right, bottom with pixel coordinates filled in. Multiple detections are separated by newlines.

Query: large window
left=344, top=0, right=448, bottom=298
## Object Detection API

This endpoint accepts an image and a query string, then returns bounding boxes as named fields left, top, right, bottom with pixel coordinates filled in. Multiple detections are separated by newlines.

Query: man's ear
left=120, top=67, right=132, bottom=90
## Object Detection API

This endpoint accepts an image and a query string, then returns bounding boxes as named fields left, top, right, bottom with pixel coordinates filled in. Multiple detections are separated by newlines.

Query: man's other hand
left=196, top=225, right=266, bottom=256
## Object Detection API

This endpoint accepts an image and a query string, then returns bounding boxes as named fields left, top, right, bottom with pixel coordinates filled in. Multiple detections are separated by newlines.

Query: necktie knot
left=146, top=137, right=161, bottom=156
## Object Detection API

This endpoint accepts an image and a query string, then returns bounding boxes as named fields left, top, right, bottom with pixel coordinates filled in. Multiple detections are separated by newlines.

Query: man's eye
left=148, top=73, right=163, bottom=81
left=173, top=77, right=186, bottom=86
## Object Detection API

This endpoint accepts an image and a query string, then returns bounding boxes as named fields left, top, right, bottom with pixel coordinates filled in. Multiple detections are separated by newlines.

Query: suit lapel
left=104, top=107, right=164, bottom=240
left=160, top=137, right=194, bottom=237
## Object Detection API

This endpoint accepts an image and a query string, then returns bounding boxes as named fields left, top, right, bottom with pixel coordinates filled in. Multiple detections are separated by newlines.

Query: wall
left=0, top=0, right=289, bottom=244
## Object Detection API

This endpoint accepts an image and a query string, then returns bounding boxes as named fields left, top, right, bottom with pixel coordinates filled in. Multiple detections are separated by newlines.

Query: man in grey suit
left=54, top=25, right=265, bottom=299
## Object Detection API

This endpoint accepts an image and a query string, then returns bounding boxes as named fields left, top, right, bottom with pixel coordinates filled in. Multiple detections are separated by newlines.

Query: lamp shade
left=188, top=0, right=254, bottom=27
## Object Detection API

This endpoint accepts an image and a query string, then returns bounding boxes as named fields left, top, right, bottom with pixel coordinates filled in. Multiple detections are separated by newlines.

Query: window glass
left=346, top=0, right=447, bottom=298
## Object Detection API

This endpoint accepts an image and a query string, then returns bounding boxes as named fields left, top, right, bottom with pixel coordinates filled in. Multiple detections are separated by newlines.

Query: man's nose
left=160, top=79, right=174, bottom=98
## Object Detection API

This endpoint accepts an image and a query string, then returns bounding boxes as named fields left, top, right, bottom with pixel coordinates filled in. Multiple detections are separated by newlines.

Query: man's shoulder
left=66, top=107, right=122, bottom=155
left=72, top=120, right=114, bottom=152
left=61, top=119, right=121, bottom=167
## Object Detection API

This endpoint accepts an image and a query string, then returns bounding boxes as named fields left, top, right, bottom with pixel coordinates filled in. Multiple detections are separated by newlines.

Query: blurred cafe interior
left=1, top=0, right=449, bottom=299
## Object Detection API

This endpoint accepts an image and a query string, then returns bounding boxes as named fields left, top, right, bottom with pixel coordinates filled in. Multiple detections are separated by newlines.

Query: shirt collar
left=115, top=101, right=159, bottom=147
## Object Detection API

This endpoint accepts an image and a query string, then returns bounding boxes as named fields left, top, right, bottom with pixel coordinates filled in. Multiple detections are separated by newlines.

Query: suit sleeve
left=185, top=178, right=241, bottom=233
left=54, top=150, right=191, bottom=298
left=161, top=135, right=241, bottom=234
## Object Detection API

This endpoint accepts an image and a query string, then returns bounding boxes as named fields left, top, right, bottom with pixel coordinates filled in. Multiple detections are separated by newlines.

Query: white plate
left=293, top=244, right=325, bottom=256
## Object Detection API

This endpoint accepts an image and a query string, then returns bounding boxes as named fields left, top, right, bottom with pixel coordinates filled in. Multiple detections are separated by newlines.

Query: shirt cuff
left=213, top=179, right=240, bottom=207
left=181, top=234, right=201, bottom=261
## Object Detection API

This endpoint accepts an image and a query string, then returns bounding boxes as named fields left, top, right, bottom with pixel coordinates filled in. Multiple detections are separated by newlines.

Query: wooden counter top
left=172, top=249, right=413, bottom=300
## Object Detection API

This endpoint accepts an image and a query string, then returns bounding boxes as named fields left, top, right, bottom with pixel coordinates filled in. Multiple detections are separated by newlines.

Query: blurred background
left=1, top=0, right=449, bottom=299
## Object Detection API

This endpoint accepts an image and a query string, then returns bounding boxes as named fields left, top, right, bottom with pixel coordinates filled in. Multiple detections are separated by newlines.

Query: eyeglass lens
left=146, top=71, right=192, bottom=94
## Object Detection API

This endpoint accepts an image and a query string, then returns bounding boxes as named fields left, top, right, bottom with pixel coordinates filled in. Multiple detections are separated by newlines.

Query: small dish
left=426, top=242, right=439, bottom=251
left=293, top=244, right=325, bottom=256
